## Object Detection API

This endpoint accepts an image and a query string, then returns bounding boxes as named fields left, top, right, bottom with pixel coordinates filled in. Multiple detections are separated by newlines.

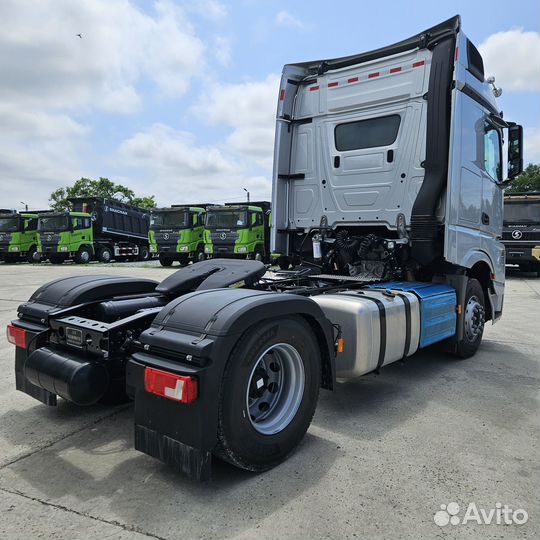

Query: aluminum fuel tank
left=311, top=289, right=420, bottom=379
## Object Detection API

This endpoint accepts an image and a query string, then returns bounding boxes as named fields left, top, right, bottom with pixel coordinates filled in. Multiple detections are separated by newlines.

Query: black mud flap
left=134, top=425, right=212, bottom=481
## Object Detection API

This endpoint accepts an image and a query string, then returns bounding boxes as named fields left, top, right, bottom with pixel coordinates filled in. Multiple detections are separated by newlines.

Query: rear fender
left=18, top=275, right=158, bottom=322
left=128, top=288, right=335, bottom=476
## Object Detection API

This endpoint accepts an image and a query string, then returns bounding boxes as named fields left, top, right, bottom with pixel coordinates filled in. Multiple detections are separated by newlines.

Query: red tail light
left=144, top=367, right=198, bottom=404
left=6, top=324, right=27, bottom=348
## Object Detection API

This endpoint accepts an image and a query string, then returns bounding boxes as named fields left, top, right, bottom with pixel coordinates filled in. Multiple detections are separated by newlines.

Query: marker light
left=144, top=367, right=198, bottom=404
left=6, top=324, right=27, bottom=348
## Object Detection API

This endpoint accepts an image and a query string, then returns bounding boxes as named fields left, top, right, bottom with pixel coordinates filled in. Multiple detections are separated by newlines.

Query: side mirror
left=507, top=124, right=523, bottom=180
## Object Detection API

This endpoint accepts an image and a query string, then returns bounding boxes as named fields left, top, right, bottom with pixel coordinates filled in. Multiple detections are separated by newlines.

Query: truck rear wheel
left=159, top=253, right=174, bottom=267
left=74, top=246, right=92, bottom=264
left=97, top=246, right=112, bottom=263
left=455, top=278, right=485, bottom=359
left=215, top=316, right=320, bottom=472
left=138, top=246, right=150, bottom=261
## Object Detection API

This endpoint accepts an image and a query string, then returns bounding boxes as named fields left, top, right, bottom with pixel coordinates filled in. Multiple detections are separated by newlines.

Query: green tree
left=505, top=163, right=540, bottom=194
left=49, top=177, right=156, bottom=211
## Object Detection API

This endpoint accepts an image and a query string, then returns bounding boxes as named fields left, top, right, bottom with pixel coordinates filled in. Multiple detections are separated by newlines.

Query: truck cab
left=38, top=211, right=94, bottom=264
left=204, top=202, right=271, bottom=261
left=0, top=211, right=41, bottom=263
left=502, top=193, right=540, bottom=275
left=272, top=14, right=523, bottom=323
left=149, top=206, right=206, bottom=267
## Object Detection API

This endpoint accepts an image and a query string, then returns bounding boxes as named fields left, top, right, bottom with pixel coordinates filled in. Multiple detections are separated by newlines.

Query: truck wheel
left=97, top=246, right=112, bottom=263
left=26, top=247, right=40, bottom=263
left=215, top=316, right=321, bottom=472
left=278, top=256, right=291, bottom=270
left=138, top=246, right=150, bottom=261
left=74, top=246, right=92, bottom=264
left=254, top=247, right=264, bottom=262
left=196, top=245, right=205, bottom=262
left=159, top=254, right=174, bottom=267
left=455, top=278, right=485, bottom=359
left=49, top=256, right=64, bottom=265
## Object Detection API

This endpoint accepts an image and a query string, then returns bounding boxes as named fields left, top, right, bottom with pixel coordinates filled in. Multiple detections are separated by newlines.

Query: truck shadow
left=312, top=340, right=539, bottom=438
left=0, top=406, right=338, bottom=539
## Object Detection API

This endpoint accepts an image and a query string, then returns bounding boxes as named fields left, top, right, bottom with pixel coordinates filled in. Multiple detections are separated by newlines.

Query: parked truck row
left=3, top=16, right=530, bottom=481
left=2, top=200, right=273, bottom=265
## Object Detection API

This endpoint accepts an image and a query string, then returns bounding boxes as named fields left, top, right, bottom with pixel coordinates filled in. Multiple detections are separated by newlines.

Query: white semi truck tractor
left=8, top=16, right=523, bottom=480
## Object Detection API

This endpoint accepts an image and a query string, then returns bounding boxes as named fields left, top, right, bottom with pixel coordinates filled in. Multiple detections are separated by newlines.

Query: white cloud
left=117, top=124, right=271, bottom=205
left=479, top=28, right=540, bottom=91
left=275, top=10, right=303, bottom=29
left=213, top=35, right=233, bottom=67
left=523, top=127, right=540, bottom=164
left=0, top=0, right=209, bottom=207
left=187, top=0, right=227, bottom=22
left=193, top=74, right=280, bottom=169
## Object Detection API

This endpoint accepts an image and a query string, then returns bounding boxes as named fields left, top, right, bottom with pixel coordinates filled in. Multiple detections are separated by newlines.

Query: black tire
left=159, top=253, right=174, bottom=267
left=254, top=246, right=264, bottom=263
left=536, top=263, right=540, bottom=278
left=74, top=246, right=92, bottom=264
left=49, top=256, right=64, bottom=265
left=97, top=246, right=112, bottom=263
left=196, top=245, right=205, bottom=263
left=454, top=278, right=486, bottom=359
left=215, top=316, right=321, bottom=472
left=26, top=246, right=40, bottom=263
left=138, top=245, right=150, bottom=261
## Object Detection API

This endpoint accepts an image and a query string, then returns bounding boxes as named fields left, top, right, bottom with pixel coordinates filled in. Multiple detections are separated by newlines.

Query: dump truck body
left=38, top=198, right=150, bottom=263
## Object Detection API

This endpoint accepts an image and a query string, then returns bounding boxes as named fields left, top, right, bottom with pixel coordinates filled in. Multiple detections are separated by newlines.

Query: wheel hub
left=464, top=295, right=485, bottom=341
left=246, top=343, right=305, bottom=435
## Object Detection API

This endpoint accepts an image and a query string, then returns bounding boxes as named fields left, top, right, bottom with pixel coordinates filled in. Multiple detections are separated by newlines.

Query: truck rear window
left=335, top=115, right=401, bottom=152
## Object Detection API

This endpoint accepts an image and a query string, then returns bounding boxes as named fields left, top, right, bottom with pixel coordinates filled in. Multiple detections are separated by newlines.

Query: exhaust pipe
left=24, top=347, right=109, bottom=406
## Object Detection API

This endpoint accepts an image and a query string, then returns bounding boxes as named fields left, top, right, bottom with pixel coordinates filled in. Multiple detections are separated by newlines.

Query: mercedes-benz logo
left=511, top=230, right=522, bottom=239
left=163, top=233, right=170, bottom=240
left=219, top=232, right=227, bottom=240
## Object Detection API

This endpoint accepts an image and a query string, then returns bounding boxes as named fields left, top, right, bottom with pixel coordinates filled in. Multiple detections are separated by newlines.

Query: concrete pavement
left=0, top=263, right=538, bottom=539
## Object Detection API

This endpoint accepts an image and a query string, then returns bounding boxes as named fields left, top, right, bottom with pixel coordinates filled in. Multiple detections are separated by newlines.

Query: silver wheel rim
left=198, top=251, right=205, bottom=262
left=80, top=250, right=90, bottom=263
left=255, top=252, right=262, bottom=261
left=464, top=295, right=485, bottom=342
left=102, top=250, right=111, bottom=262
left=246, top=343, right=305, bottom=435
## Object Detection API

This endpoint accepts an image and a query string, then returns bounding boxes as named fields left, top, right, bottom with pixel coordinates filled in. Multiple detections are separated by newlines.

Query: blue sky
left=1, top=0, right=538, bottom=209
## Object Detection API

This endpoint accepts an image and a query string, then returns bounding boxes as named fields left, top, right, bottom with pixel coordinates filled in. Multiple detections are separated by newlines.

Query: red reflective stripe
left=455, top=47, right=459, bottom=61
left=279, top=89, right=285, bottom=101
left=327, top=81, right=338, bottom=88
left=390, top=67, right=402, bottom=74
left=347, top=77, right=358, bottom=83
left=309, top=85, right=320, bottom=91
left=413, top=60, right=425, bottom=68
left=368, top=72, right=380, bottom=78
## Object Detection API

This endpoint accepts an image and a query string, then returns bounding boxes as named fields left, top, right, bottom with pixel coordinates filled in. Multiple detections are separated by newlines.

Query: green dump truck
left=38, top=197, right=150, bottom=264
left=0, top=210, right=41, bottom=263
left=204, top=202, right=271, bottom=261
left=149, top=205, right=207, bottom=267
